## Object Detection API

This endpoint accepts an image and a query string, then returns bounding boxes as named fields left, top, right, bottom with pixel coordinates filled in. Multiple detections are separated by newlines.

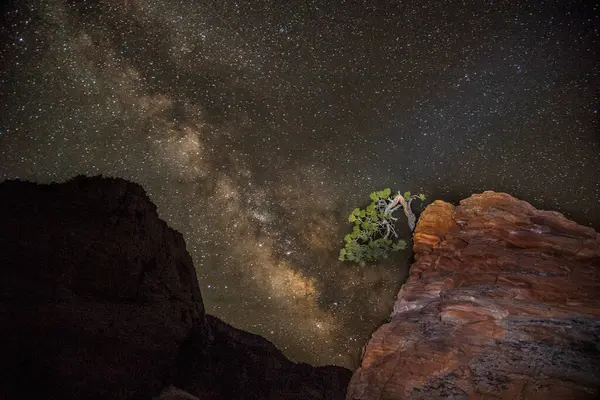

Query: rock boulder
left=347, top=191, right=600, bottom=399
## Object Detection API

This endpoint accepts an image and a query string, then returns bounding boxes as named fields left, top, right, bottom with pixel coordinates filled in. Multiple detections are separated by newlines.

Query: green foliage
left=338, top=188, right=408, bottom=264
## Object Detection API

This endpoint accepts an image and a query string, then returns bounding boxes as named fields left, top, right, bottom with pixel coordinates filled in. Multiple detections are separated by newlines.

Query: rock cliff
left=173, top=315, right=352, bottom=400
left=346, top=191, right=600, bottom=399
left=0, top=176, right=350, bottom=400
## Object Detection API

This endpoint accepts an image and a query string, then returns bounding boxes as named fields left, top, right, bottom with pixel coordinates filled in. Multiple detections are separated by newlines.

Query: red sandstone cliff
left=346, top=191, right=600, bottom=399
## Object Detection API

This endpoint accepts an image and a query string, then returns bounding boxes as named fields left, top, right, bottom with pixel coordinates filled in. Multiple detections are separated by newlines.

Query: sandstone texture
left=347, top=191, right=600, bottom=400
left=0, top=176, right=350, bottom=399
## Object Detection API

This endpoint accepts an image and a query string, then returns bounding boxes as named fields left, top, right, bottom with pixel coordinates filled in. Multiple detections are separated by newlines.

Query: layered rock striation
left=347, top=191, right=600, bottom=399
left=0, top=176, right=350, bottom=400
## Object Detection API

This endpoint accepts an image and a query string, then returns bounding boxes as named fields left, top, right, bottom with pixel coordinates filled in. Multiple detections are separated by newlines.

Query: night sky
left=1, top=0, right=598, bottom=368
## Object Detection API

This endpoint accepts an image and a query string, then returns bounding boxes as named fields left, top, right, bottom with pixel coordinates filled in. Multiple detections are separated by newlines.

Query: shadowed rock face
left=173, top=315, right=352, bottom=400
left=0, top=176, right=350, bottom=400
left=347, top=191, right=600, bottom=400
left=0, top=176, right=206, bottom=399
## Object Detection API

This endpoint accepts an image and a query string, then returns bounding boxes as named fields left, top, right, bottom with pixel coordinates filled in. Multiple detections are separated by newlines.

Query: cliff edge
left=346, top=191, right=600, bottom=399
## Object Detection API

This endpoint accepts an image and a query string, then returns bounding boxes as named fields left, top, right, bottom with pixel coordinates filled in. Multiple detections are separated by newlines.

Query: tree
left=338, top=188, right=425, bottom=264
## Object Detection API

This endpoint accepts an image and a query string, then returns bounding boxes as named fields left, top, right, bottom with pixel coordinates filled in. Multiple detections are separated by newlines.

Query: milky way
left=1, top=0, right=598, bottom=368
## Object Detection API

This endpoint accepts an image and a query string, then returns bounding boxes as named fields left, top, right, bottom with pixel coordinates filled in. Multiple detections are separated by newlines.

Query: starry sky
left=1, top=0, right=598, bottom=368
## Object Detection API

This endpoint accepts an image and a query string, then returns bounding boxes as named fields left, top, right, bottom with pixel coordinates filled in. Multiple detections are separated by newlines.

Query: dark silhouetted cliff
left=0, top=176, right=351, bottom=400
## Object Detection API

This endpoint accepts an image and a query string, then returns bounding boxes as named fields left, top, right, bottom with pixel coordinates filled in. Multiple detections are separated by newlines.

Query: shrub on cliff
left=338, top=188, right=424, bottom=265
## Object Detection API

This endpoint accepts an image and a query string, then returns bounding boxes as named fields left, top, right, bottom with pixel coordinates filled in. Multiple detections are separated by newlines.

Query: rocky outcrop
left=173, top=315, right=352, bottom=400
left=0, top=176, right=206, bottom=399
left=347, top=191, right=600, bottom=399
left=0, top=176, right=350, bottom=399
